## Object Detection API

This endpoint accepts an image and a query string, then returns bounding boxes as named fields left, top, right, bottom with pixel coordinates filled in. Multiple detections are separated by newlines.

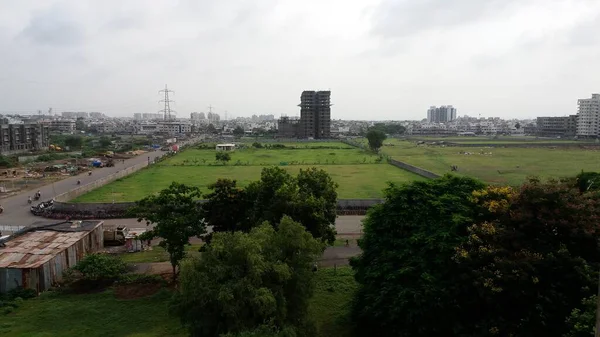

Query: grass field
left=378, top=139, right=600, bottom=185
left=73, top=142, right=424, bottom=202
left=0, top=267, right=357, bottom=337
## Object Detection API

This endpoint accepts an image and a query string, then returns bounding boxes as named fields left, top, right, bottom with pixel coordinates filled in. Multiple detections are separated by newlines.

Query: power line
left=159, top=84, right=175, bottom=120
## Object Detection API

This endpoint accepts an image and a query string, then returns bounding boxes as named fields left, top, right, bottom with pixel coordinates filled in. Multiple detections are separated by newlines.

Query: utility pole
left=159, top=85, right=175, bottom=120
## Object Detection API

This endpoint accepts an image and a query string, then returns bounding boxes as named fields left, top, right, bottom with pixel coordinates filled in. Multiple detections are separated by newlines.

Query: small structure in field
left=216, top=144, right=235, bottom=151
left=0, top=220, right=104, bottom=294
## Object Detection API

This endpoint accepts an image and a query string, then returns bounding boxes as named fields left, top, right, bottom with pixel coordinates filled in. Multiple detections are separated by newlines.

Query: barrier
left=387, top=159, right=440, bottom=179
left=45, top=198, right=385, bottom=219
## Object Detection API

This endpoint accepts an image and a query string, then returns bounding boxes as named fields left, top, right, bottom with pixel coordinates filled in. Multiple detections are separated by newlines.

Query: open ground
left=378, top=138, right=600, bottom=185
left=73, top=142, right=424, bottom=202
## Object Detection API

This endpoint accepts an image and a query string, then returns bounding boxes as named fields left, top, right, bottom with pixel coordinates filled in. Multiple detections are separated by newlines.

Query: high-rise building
left=427, top=105, right=457, bottom=123
left=576, top=93, right=600, bottom=137
left=299, top=91, right=331, bottom=139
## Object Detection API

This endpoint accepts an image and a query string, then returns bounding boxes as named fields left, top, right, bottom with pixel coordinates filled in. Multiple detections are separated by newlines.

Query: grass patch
left=0, top=267, right=358, bottom=337
left=0, top=289, right=187, bottom=337
left=73, top=163, right=423, bottom=202
left=310, top=267, right=358, bottom=337
left=378, top=140, right=600, bottom=185
left=119, top=244, right=203, bottom=264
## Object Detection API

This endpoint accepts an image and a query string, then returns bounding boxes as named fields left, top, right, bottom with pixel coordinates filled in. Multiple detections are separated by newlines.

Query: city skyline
left=1, top=1, right=599, bottom=120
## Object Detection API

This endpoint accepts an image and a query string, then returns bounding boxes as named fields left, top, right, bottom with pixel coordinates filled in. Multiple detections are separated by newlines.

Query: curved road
left=0, top=149, right=168, bottom=226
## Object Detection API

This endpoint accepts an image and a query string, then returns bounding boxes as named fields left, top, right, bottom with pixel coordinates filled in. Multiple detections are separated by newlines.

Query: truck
left=103, top=226, right=129, bottom=246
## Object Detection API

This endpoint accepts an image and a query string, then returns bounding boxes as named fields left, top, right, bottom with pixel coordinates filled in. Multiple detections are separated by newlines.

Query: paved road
left=0, top=148, right=172, bottom=226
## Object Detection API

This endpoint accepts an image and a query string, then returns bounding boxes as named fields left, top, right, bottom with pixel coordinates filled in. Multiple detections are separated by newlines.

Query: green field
left=0, top=267, right=357, bottom=337
left=73, top=142, right=424, bottom=202
left=379, top=139, right=600, bottom=185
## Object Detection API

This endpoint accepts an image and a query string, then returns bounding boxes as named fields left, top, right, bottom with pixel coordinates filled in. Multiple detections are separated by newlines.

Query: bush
left=72, top=254, right=127, bottom=281
left=252, top=142, right=263, bottom=148
left=116, top=274, right=164, bottom=285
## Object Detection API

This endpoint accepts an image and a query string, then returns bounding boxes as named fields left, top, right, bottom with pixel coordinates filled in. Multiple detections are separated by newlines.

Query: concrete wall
left=55, top=161, right=149, bottom=202
left=50, top=198, right=385, bottom=218
left=388, top=159, right=440, bottom=179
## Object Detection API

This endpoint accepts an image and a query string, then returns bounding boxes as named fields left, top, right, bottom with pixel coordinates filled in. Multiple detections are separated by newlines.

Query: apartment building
left=299, top=90, right=331, bottom=139
left=0, top=120, right=50, bottom=154
left=427, top=105, right=457, bottom=123
left=49, top=119, right=76, bottom=133
left=537, top=115, right=578, bottom=137
left=576, top=94, right=600, bottom=137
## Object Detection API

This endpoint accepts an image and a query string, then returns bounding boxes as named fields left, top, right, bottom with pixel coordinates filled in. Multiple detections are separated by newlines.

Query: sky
left=0, top=0, right=599, bottom=120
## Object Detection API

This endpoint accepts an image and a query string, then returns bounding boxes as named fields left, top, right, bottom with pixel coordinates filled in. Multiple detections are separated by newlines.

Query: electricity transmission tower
left=159, top=84, right=175, bottom=120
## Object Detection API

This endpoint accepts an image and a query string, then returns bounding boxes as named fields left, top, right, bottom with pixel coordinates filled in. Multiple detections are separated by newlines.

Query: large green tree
left=233, top=126, right=245, bottom=137
left=201, top=167, right=338, bottom=244
left=454, top=179, right=600, bottom=337
left=133, top=182, right=205, bottom=278
left=350, top=175, right=485, bottom=337
left=352, top=175, right=600, bottom=337
left=173, top=216, right=323, bottom=337
left=366, top=129, right=386, bottom=152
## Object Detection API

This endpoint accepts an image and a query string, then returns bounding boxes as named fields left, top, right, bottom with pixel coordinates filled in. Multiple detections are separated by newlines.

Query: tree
left=233, top=126, right=245, bottom=137
left=351, top=175, right=600, bottom=337
left=216, top=151, right=232, bottom=164
left=515, top=122, right=521, bottom=129
left=366, top=129, right=386, bottom=152
left=207, top=123, right=218, bottom=134
left=453, top=179, right=600, bottom=336
left=64, top=135, right=83, bottom=148
left=132, top=182, right=205, bottom=278
left=371, top=123, right=406, bottom=135
left=350, top=175, right=486, bottom=337
left=172, top=217, right=323, bottom=337
left=201, top=167, right=338, bottom=244
left=99, top=136, right=112, bottom=148
left=75, top=118, right=86, bottom=132
left=200, top=179, right=250, bottom=239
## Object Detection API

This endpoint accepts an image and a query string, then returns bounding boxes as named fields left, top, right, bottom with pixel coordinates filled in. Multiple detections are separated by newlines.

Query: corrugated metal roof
left=0, top=222, right=102, bottom=269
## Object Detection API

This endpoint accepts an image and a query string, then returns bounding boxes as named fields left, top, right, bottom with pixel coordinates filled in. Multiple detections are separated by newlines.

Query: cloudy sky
left=0, top=0, right=599, bottom=120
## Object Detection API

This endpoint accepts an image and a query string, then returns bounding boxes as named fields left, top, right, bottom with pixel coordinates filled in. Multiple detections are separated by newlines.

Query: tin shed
left=0, top=220, right=104, bottom=293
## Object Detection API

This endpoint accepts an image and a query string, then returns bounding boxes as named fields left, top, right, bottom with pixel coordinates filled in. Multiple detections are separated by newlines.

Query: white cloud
left=0, top=0, right=598, bottom=119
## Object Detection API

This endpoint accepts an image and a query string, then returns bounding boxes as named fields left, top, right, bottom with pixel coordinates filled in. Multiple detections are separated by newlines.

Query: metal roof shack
left=0, top=220, right=104, bottom=294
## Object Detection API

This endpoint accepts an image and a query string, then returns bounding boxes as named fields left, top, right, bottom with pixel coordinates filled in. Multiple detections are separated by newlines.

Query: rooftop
left=0, top=221, right=103, bottom=269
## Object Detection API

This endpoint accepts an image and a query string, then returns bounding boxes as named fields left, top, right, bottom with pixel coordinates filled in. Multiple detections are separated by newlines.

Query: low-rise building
left=537, top=115, right=578, bottom=137
left=0, top=220, right=104, bottom=293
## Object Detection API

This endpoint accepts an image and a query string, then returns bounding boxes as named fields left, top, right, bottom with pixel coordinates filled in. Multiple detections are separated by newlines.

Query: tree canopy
left=233, top=126, right=245, bottom=137
left=173, top=216, right=323, bottom=337
left=351, top=175, right=600, bottom=337
left=132, top=182, right=205, bottom=278
left=216, top=151, right=232, bottom=164
left=201, top=166, right=338, bottom=244
left=370, top=123, right=406, bottom=135
left=365, top=129, right=386, bottom=152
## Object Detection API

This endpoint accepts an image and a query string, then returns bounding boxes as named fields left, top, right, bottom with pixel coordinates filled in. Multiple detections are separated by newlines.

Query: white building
left=159, top=121, right=192, bottom=134
left=427, top=105, right=457, bottom=123
left=576, top=93, right=600, bottom=137
left=135, top=122, right=159, bottom=135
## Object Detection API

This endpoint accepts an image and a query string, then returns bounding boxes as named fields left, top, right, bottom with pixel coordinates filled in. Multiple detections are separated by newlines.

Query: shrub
left=252, top=142, right=263, bottom=148
left=72, top=254, right=127, bottom=281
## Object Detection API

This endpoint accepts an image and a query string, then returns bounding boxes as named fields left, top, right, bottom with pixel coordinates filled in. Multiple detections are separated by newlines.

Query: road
left=0, top=148, right=171, bottom=226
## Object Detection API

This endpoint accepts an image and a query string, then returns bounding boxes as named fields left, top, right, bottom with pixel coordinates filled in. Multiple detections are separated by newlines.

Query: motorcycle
left=28, top=197, right=32, bottom=204
left=77, top=180, right=81, bottom=185
left=88, top=171, right=92, bottom=176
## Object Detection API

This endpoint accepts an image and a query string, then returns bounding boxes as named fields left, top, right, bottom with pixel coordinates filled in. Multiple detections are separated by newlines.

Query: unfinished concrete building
left=276, top=116, right=301, bottom=138
left=299, top=91, right=331, bottom=139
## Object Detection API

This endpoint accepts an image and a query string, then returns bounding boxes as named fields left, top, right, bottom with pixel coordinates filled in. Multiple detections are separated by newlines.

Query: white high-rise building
left=576, top=93, right=600, bottom=137
left=427, top=105, right=457, bottom=123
